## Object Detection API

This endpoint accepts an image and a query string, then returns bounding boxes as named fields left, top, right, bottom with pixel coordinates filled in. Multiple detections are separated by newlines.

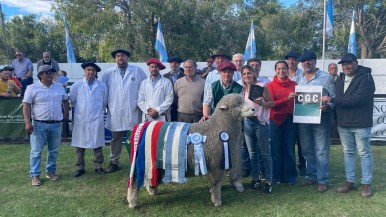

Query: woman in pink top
left=267, top=61, right=298, bottom=184
left=241, top=65, right=274, bottom=194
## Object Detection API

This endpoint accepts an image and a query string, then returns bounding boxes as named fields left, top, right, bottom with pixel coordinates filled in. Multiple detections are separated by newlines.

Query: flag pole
left=322, top=0, right=326, bottom=71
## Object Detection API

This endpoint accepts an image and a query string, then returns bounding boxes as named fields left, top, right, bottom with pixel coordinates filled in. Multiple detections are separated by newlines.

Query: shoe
left=303, top=179, right=317, bottom=186
left=361, top=184, right=373, bottom=198
left=242, top=170, right=250, bottom=178
left=32, top=176, right=41, bottom=186
left=95, top=168, right=106, bottom=175
left=106, top=163, right=119, bottom=173
left=317, top=183, right=328, bottom=193
left=259, top=171, right=266, bottom=181
left=299, top=168, right=308, bottom=177
left=45, top=172, right=59, bottom=180
left=337, top=181, right=357, bottom=193
left=74, top=170, right=85, bottom=177
left=262, top=183, right=272, bottom=195
left=250, top=179, right=261, bottom=190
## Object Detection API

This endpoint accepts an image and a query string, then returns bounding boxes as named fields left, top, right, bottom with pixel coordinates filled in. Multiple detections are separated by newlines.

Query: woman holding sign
left=267, top=61, right=298, bottom=184
left=241, top=65, right=274, bottom=194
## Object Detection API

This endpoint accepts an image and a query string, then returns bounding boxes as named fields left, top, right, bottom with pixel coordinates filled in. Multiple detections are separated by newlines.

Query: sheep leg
left=209, top=171, right=225, bottom=207
left=146, top=185, right=158, bottom=196
left=127, top=184, right=140, bottom=208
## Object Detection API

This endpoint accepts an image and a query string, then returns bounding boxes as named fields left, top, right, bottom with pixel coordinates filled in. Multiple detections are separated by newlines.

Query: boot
left=337, top=181, right=357, bottom=193
left=361, top=184, right=373, bottom=198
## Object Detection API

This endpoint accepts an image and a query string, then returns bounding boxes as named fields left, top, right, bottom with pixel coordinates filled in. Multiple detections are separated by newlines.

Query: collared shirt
left=87, top=78, right=96, bottom=90
left=150, top=74, right=162, bottom=87
left=203, top=69, right=242, bottom=102
left=204, top=80, right=237, bottom=107
left=289, top=68, right=303, bottom=81
left=22, top=81, right=68, bottom=121
left=170, top=71, right=181, bottom=84
left=295, top=69, right=336, bottom=109
left=344, top=75, right=355, bottom=93
left=12, top=57, right=33, bottom=78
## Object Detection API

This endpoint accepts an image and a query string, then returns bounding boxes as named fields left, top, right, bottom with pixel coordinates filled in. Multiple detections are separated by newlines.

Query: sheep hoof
left=128, top=203, right=137, bottom=209
left=146, top=185, right=158, bottom=195
left=215, top=202, right=222, bottom=207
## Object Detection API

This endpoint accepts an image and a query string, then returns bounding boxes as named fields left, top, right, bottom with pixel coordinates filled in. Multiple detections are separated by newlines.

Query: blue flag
left=326, top=0, right=334, bottom=37
left=155, top=18, right=168, bottom=62
left=244, top=21, right=256, bottom=61
left=64, top=17, right=76, bottom=63
left=348, top=11, right=357, bottom=55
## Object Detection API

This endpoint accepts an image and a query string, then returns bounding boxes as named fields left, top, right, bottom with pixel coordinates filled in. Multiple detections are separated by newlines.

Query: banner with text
left=0, top=97, right=25, bottom=138
left=371, top=97, right=386, bottom=141
left=294, top=86, right=322, bottom=124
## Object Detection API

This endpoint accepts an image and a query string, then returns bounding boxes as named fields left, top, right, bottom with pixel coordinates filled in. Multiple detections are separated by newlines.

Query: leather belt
left=34, top=120, right=62, bottom=124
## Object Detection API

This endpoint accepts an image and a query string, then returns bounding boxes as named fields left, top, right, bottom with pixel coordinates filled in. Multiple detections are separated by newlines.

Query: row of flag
left=63, top=0, right=358, bottom=63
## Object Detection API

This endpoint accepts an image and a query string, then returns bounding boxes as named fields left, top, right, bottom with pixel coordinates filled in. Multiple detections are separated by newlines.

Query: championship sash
left=163, top=122, right=178, bottom=183
left=170, top=123, right=191, bottom=183
left=150, top=121, right=164, bottom=187
left=156, top=122, right=171, bottom=169
left=144, top=121, right=158, bottom=187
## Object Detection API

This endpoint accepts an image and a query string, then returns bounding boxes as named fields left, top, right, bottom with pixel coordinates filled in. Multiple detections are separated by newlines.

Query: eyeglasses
left=15, top=54, right=22, bottom=56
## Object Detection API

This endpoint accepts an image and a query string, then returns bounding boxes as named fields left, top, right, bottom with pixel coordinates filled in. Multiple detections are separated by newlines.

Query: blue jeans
left=338, top=127, right=373, bottom=184
left=243, top=117, right=272, bottom=181
left=298, top=113, right=330, bottom=184
left=270, top=115, right=297, bottom=183
left=30, top=121, right=62, bottom=177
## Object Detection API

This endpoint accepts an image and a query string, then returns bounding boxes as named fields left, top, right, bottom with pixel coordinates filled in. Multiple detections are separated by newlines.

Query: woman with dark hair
left=267, top=61, right=298, bottom=184
left=241, top=65, right=274, bottom=194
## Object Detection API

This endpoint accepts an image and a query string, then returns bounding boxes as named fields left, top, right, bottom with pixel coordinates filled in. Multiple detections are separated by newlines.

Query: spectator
left=36, top=51, right=60, bottom=73
left=12, top=50, right=33, bottom=96
left=322, top=53, right=375, bottom=197
left=138, top=58, right=174, bottom=122
left=100, top=49, right=147, bottom=173
left=174, top=59, right=205, bottom=123
left=232, top=53, right=245, bottom=80
left=241, top=64, right=274, bottom=194
left=267, top=61, right=298, bottom=184
left=70, top=62, right=108, bottom=177
left=199, top=58, right=216, bottom=79
left=247, top=58, right=270, bottom=85
left=284, top=51, right=307, bottom=177
left=22, top=65, right=69, bottom=186
left=295, top=51, right=335, bottom=193
left=0, top=69, right=21, bottom=96
left=328, top=63, right=339, bottom=82
left=3, top=66, right=22, bottom=88
left=57, top=70, right=69, bottom=88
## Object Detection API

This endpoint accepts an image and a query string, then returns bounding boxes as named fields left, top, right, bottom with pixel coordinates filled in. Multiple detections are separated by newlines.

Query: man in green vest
left=201, top=61, right=244, bottom=192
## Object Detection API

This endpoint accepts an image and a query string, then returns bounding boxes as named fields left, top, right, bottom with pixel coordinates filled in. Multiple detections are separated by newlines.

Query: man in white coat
left=70, top=62, right=108, bottom=177
left=101, top=49, right=147, bottom=173
left=138, top=58, right=174, bottom=122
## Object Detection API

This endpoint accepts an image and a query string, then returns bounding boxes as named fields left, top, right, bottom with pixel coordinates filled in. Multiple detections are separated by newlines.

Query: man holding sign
left=295, top=51, right=335, bottom=193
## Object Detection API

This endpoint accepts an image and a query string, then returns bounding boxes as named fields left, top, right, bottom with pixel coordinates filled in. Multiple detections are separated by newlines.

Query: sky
left=0, top=0, right=299, bottom=20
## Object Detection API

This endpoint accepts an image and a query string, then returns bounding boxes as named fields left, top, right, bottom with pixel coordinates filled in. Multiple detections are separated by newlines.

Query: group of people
left=19, top=48, right=375, bottom=198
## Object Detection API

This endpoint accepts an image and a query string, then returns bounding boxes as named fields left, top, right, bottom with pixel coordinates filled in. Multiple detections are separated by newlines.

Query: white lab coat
left=137, top=76, right=174, bottom=122
left=70, top=78, right=108, bottom=148
left=100, top=65, right=147, bottom=131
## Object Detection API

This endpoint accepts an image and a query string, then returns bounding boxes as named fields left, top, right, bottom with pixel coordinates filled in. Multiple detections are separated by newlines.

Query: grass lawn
left=1, top=143, right=386, bottom=217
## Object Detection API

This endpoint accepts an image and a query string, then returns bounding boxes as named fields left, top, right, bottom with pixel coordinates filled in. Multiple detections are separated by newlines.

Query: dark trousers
left=18, top=77, right=33, bottom=96
left=177, top=112, right=202, bottom=123
left=295, top=124, right=307, bottom=171
left=76, top=147, right=104, bottom=170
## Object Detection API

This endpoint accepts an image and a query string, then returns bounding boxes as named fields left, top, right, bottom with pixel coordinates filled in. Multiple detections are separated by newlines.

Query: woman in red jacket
left=267, top=61, right=298, bottom=184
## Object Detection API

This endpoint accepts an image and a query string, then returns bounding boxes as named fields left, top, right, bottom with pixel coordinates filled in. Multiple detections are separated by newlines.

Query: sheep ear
left=219, top=105, right=228, bottom=110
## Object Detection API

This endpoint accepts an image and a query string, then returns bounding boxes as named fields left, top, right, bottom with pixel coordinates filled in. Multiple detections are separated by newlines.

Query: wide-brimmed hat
left=111, top=49, right=131, bottom=58
left=338, top=53, right=357, bottom=64
left=298, top=51, right=317, bottom=62
left=217, top=61, right=237, bottom=72
left=210, top=48, right=231, bottom=60
left=81, top=62, right=101, bottom=72
left=146, top=58, right=166, bottom=70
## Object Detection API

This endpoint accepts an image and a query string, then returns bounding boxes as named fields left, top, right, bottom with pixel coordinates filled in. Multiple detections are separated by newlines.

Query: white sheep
left=127, top=94, right=254, bottom=208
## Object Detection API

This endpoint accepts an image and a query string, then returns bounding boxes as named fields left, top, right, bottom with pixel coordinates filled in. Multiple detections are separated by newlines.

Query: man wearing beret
left=295, top=51, right=335, bottom=193
left=138, top=58, right=174, bottom=122
left=199, top=58, right=216, bottom=79
left=70, top=63, right=108, bottom=177
left=202, top=61, right=244, bottom=192
left=22, top=65, right=69, bottom=186
left=100, top=49, right=147, bottom=173
left=322, top=53, right=375, bottom=197
left=163, top=55, right=185, bottom=122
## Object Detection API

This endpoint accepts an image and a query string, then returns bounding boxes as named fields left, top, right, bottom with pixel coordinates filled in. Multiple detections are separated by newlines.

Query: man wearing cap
left=12, top=50, right=33, bottom=96
left=70, top=63, right=108, bottom=177
left=174, top=59, right=205, bottom=123
left=284, top=51, right=307, bottom=177
left=322, top=53, right=375, bottom=197
left=199, top=58, right=216, bottom=79
left=0, top=69, right=21, bottom=96
left=295, top=51, right=335, bottom=193
left=204, top=48, right=241, bottom=104
left=163, top=55, right=185, bottom=122
left=36, top=52, right=60, bottom=73
left=3, top=66, right=22, bottom=88
left=100, top=49, right=147, bottom=173
left=202, top=61, right=244, bottom=192
left=138, top=58, right=174, bottom=122
left=22, top=65, right=69, bottom=186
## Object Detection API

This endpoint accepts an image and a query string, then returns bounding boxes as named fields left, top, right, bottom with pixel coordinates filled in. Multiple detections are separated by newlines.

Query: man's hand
left=25, top=123, right=33, bottom=134
left=147, top=108, right=159, bottom=119
left=199, top=115, right=210, bottom=123
left=321, top=96, right=331, bottom=103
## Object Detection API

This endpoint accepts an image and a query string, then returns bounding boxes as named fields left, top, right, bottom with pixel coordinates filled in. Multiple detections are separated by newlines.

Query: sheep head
left=214, top=94, right=254, bottom=121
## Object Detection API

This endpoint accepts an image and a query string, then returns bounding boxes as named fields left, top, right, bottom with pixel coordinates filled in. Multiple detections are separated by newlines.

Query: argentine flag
left=326, top=0, right=334, bottom=37
left=155, top=18, right=168, bottom=62
left=64, top=16, right=76, bottom=63
left=243, top=21, right=256, bottom=61
left=348, top=11, right=357, bottom=55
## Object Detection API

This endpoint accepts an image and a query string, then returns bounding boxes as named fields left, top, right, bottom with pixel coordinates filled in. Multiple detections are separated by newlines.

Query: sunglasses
left=15, top=54, right=22, bottom=56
